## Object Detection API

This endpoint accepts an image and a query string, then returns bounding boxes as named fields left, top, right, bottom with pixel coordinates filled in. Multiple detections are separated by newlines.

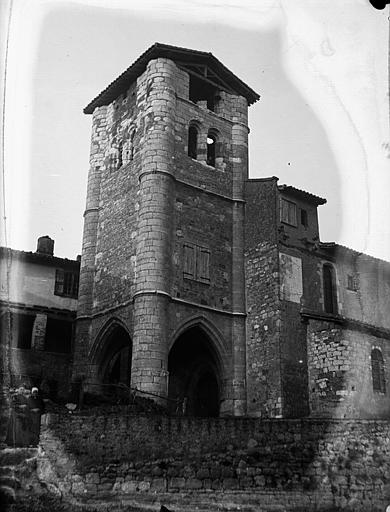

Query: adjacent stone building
left=0, top=236, right=79, bottom=397
left=245, top=178, right=390, bottom=419
left=69, top=43, right=390, bottom=419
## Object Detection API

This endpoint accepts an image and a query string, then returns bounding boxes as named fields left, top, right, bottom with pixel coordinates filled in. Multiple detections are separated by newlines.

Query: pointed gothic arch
left=168, top=318, right=226, bottom=417
left=89, top=318, right=133, bottom=386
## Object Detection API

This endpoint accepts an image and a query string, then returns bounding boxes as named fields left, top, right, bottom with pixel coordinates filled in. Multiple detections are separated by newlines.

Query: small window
left=55, top=269, right=79, bottom=298
left=300, top=209, right=308, bottom=228
left=130, top=130, right=135, bottom=161
left=347, top=274, right=358, bottom=291
left=206, top=133, right=216, bottom=167
left=323, top=264, right=338, bottom=314
left=188, top=125, right=198, bottom=159
left=371, top=348, right=386, bottom=393
left=44, top=318, right=73, bottom=353
left=183, top=242, right=210, bottom=284
left=280, top=199, right=297, bottom=226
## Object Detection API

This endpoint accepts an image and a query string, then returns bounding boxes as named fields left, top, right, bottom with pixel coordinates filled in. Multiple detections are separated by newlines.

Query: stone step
left=0, top=447, right=38, bottom=466
left=0, top=474, right=21, bottom=489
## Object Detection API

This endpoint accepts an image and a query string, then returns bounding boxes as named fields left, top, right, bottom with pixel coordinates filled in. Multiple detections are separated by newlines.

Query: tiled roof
left=278, top=185, right=327, bottom=205
left=0, top=247, right=80, bottom=269
left=319, top=242, right=390, bottom=265
left=84, top=42, right=260, bottom=114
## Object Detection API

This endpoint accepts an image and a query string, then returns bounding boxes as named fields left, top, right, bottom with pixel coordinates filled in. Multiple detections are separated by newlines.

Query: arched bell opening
left=168, top=326, right=222, bottom=417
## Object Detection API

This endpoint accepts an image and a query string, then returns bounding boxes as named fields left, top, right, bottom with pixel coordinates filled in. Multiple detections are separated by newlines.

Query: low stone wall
left=38, top=411, right=390, bottom=511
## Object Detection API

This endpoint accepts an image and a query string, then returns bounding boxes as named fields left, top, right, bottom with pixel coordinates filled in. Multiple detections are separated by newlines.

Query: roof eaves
left=319, top=242, right=390, bottom=265
left=84, top=43, right=260, bottom=114
left=0, top=247, right=80, bottom=268
left=278, top=184, right=327, bottom=205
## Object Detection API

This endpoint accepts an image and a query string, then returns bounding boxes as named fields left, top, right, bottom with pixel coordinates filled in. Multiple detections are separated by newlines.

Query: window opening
left=371, top=348, right=386, bottom=393
left=130, top=130, right=135, bottom=161
left=207, top=134, right=216, bottom=167
left=188, top=75, right=219, bottom=112
left=300, top=209, right=308, bottom=227
left=347, top=274, right=358, bottom=291
left=13, top=313, right=34, bottom=349
left=44, top=318, right=72, bottom=353
left=183, top=242, right=210, bottom=283
left=323, top=264, right=338, bottom=314
left=188, top=125, right=198, bottom=159
left=280, top=199, right=297, bottom=226
left=55, top=269, right=79, bottom=298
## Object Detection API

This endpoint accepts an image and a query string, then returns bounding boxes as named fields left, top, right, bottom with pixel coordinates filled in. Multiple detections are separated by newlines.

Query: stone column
left=73, top=106, right=107, bottom=380
left=131, top=58, right=177, bottom=400
left=31, top=313, right=47, bottom=351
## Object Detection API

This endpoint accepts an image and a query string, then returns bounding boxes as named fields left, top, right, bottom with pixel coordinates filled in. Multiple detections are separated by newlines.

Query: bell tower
left=73, top=43, right=259, bottom=415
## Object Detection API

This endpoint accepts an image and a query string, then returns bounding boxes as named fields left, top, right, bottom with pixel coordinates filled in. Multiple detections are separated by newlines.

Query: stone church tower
left=72, top=43, right=259, bottom=416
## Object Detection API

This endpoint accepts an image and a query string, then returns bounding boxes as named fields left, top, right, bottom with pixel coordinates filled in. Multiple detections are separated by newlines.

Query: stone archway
left=89, top=321, right=133, bottom=396
left=168, top=326, right=222, bottom=417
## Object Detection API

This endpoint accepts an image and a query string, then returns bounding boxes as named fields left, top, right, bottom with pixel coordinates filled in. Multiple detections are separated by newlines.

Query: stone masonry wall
left=245, top=178, right=282, bottom=417
left=39, top=412, right=390, bottom=511
left=307, top=319, right=390, bottom=419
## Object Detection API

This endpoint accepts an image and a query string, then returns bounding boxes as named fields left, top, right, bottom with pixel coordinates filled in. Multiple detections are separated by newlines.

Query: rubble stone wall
left=307, top=319, right=390, bottom=419
left=38, top=413, right=390, bottom=511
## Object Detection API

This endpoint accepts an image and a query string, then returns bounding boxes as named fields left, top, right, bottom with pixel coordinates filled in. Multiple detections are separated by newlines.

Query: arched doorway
left=99, top=325, right=132, bottom=386
left=168, top=326, right=221, bottom=417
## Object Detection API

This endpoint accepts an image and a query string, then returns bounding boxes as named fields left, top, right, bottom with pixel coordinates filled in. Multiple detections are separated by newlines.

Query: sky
left=1, top=0, right=389, bottom=260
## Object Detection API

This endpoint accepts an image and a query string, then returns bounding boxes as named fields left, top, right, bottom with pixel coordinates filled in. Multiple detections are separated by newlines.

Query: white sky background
left=1, top=0, right=389, bottom=260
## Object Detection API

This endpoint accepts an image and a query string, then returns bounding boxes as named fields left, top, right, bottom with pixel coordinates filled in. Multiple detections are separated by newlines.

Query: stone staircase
left=0, top=446, right=39, bottom=509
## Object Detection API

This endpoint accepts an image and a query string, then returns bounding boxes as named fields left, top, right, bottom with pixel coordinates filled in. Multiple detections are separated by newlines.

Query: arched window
left=323, top=264, right=338, bottom=314
left=371, top=348, right=386, bottom=393
left=207, top=132, right=217, bottom=167
left=188, top=125, right=198, bottom=159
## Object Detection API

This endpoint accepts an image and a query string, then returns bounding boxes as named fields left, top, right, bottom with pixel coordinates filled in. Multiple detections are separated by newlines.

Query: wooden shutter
left=183, top=243, right=195, bottom=279
left=197, top=246, right=210, bottom=282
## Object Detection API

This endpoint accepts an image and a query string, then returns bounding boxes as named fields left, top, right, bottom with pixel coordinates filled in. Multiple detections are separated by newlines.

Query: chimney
left=36, top=235, right=54, bottom=256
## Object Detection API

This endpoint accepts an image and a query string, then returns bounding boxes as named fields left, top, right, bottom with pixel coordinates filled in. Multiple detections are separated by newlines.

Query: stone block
left=121, top=480, right=138, bottom=493
left=222, top=478, right=239, bottom=490
left=169, top=477, right=186, bottom=489
left=150, top=478, right=167, bottom=492
left=185, top=478, right=202, bottom=490
left=138, top=480, right=151, bottom=492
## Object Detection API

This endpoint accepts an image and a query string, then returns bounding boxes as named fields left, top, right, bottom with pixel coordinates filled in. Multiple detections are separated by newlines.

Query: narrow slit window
left=207, top=133, right=216, bottom=167
left=371, top=348, right=386, bottom=393
left=300, top=209, right=308, bottom=227
left=188, top=125, right=198, bottom=159
left=323, top=264, right=338, bottom=314
left=130, top=130, right=135, bottom=161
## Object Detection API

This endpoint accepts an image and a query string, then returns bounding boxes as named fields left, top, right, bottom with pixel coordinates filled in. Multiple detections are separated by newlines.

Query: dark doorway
left=168, top=326, right=221, bottom=417
left=99, top=325, right=132, bottom=387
